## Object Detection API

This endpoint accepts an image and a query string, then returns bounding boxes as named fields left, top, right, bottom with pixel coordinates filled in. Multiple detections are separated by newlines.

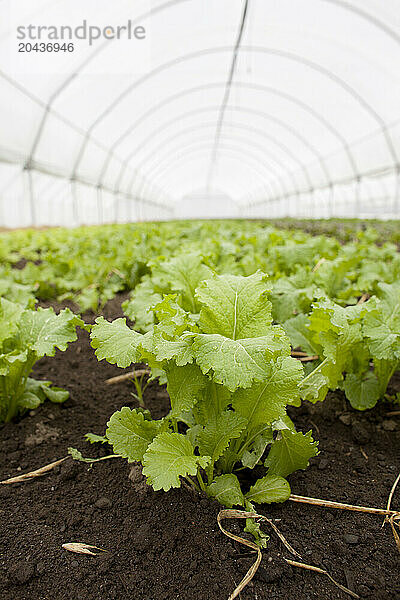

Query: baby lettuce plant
left=285, top=281, right=400, bottom=410
left=0, top=298, right=83, bottom=422
left=91, top=272, right=318, bottom=531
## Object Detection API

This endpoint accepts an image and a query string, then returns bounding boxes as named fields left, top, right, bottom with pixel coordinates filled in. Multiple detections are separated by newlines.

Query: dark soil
left=0, top=294, right=399, bottom=600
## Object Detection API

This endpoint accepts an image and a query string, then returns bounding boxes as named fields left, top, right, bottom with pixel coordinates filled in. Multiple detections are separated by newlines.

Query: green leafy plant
left=0, top=298, right=83, bottom=422
left=91, top=272, right=318, bottom=539
left=286, top=281, right=400, bottom=410
left=122, top=252, right=213, bottom=331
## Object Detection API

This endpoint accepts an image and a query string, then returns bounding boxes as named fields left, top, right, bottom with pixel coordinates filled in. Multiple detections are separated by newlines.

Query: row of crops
left=1, top=220, right=399, bottom=549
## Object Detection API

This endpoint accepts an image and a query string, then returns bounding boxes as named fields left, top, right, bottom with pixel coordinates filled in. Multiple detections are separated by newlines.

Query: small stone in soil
left=339, top=413, right=351, bottom=426
left=382, top=420, right=397, bottom=431
left=8, top=561, right=35, bottom=584
left=344, top=534, right=359, bottom=545
left=59, top=460, right=80, bottom=482
left=318, top=458, right=329, bottom=470
left=351, top=422, right=370, bottom=445
left=95, top=496, right=112, bottom=509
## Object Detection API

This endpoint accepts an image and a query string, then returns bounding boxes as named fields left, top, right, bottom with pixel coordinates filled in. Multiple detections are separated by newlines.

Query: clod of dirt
left=351, top=422, right=371, bottom=445
left=339, top=413, right=352, bottom=426
left=8, top=561, right=35, bottom=584
left=58, top=459, right=80, bottom=482
left=382, top=420, right=397, bottom=432
left=94, top=496, right=112, bottom=509
left=24, top=422, right=60, bottom=447
left=318, top=458, right=329, bottom=470
left=255, top=557, right=291, bottom=584
left=343, top=534, right=359, bottom=545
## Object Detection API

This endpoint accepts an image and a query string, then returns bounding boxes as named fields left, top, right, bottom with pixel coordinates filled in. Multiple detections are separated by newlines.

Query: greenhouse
left=0, top=2, right=399, bottom=600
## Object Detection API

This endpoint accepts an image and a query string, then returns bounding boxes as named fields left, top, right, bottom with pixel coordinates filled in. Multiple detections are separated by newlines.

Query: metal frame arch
left=70, top=45, right=399, bottom=183
left=161, top=154, right=276, bottom=204
left=248, top=162, right=396, bottom=208
left=134, top=139, right=289, bottom=202
left=322, top=0, right=400, bottom=46
left=24, top=0, right=193, bottom=167
left=22, top=0, right=400, bottom=173
left=127, top=120, right=314, bottom=193
left=137, top=134, right=287, bottom=195
left=139, top=146, right=280, bottom=206
left=99, top=104, right=332, bottom=190
left=128, top=129, right=296, bottom=200
left=136, top=144, right=284, bottom=204
left=108, top=81, right=360, bottom=194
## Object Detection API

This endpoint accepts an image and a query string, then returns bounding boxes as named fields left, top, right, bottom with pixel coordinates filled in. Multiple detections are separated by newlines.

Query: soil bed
left=0, top=295, right=399, bottom=600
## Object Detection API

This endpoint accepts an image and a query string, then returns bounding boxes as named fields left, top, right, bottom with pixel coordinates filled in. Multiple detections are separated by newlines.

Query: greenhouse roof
left=0, top=0, right=400, bottom=225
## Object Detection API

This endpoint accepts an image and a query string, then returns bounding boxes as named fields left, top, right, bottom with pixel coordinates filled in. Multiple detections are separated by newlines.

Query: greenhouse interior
left=0, top=2, right=399, bottom=600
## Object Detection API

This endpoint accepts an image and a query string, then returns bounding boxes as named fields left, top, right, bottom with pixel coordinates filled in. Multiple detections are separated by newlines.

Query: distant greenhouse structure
left=0, top=0, right=400, bottom=227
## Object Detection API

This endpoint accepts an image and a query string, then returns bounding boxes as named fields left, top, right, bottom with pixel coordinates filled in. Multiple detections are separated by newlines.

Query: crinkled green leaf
left=232, top=357, right=303, bottom=428
left=193, top=381, right=232, bottom=425
left=142, top=432, right=210, bottom=491
left=141, top=330, right=193, bottom=366
left=207, top=474, right=244, bottom=507
left=241, top=428, right=273, bottom=469
left=41, top=384, right=69, bottom=404
left=265, top=430, right=318, bottom=478
left=106, top=407, right=159, bottom=462
left=283, top=313, right=318, bottom=356
left=196, top=272, right=272, bottom=339
left=17, top=390, right=42, bottom=410
left=165, top=363, right=207, bottom=417
left=24, top=378, right=69, bottom=404
left=122, top=278, right=161, bottom=332
left=244, top=512, right=270, bottom=548
left=245, top=475, right=291, bottom=504
left=0, top=279, right=35, bottom=309
left=0, top=298, right=24, bottom=341
left=157, top=253, right=213, bottom=313
left=363, top=292, right=400, bottom=360
left=91, top=317, right=142, bottom=367
left=192, top=330, right=290, bottom=391
left=18, top=307, right=83, bottom=357
left=299, top=366, right=330, bottom=404
left=153, top=295, right=195, bottom=338
left=197, top=411, right=247, bottom=463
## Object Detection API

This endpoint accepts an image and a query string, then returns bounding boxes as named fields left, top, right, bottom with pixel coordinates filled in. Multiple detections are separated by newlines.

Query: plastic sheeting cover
left=0, top=0, right=399, bottom=226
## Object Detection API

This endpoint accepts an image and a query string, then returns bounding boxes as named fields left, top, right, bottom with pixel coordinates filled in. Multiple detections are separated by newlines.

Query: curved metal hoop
left=69, top=45, right=398, bottom=183
left=133, top=138, right=292, bottom=202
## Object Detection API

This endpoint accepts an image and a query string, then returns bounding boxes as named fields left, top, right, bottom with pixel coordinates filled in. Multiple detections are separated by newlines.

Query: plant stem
left=206, top=462, right=214, bottom=485
left=197, top=470, right=206, bottom=492
left=184, top=476, right=200, bottom=493
left=301, top=357, right=329, bottom=385
left=132, top=375, right=145, bottom=408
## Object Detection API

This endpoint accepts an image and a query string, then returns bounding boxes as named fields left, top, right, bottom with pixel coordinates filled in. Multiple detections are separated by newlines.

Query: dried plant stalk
left=217, top=510, right=263, bottom=600
left=62, top=542, right=107, bottom=556
left=289, top=494, right=399, bottom=517
left=0, top=457, right=68, bottom=484
left=284, top=559, right=360, bottom=599
left=105, top=368, right=150, bottom=385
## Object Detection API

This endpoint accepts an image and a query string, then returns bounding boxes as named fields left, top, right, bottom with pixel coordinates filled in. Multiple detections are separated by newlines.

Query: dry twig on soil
left=0, top=457, right=68, bottom=484
left=105, top=368, right=150, bottom=385
left=62, top=543, right=107, bottom=556
left=217, top=508, right=359, bottom=600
